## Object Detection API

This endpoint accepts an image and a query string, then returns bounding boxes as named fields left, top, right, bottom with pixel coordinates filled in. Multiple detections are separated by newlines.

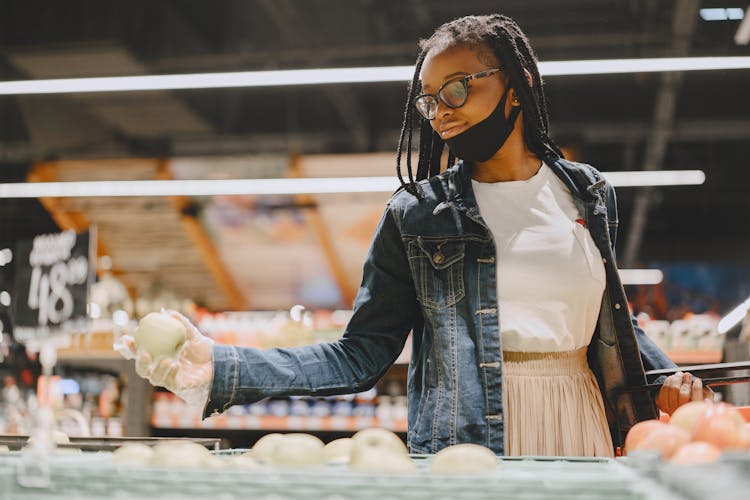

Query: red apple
left=624, top=420, right=664, bottom=455
left=692, top=402, right=746, bottom=450
left=669, top=400, right=710, bottom=435
left=741, top=423, right=750, bottom=450
left=632, top=425, right=690, bottom=459
left=669, top=442, right=721, bottom=465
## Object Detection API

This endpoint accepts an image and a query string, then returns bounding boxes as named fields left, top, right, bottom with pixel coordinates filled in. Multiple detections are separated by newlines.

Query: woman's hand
left=114, top=311, right=214, bottom=407
left=656, top=371, right=713, bottom=415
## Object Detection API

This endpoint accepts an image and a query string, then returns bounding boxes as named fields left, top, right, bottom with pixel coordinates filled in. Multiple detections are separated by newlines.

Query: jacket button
left=593, top=209, right=599, bottom=215
left=433, top=252, right=444, bottom=264
left=614, top=303, right=621, bottom=310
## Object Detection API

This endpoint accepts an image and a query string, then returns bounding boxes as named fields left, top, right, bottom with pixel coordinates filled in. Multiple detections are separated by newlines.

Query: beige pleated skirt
left=503, top=348, right=614, bottom=457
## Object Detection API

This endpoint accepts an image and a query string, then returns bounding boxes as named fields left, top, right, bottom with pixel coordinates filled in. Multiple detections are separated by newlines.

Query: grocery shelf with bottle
left=637, top=312, right=725, bottom=365
left=151, top=389, right=407, bottom=433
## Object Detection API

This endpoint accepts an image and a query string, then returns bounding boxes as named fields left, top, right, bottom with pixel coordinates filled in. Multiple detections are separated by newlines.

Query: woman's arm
left=204, top=204, right=419, bottom=417
left=604, top=181, right=713, bottom=413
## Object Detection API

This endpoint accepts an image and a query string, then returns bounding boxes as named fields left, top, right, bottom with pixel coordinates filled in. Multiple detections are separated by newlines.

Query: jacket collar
left=446, top=152, right=601, bottom=210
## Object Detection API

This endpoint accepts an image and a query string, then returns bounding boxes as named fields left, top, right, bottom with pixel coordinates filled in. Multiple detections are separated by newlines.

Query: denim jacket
left=203, top=154, right=676, bottom=454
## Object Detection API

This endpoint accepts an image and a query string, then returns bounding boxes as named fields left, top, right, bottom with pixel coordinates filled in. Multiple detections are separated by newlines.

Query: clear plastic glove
left=114, top=310, right=214, bottom=407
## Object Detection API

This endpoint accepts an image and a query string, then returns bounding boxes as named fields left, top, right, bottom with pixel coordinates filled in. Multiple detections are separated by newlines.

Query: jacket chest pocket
left=407, top=237, right=466, bottom=310
left=572, top=223, right=606, bottom=285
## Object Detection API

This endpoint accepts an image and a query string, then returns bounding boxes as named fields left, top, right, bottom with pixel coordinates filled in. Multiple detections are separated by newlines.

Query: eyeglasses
left=413, top=68, right=502, bottom=120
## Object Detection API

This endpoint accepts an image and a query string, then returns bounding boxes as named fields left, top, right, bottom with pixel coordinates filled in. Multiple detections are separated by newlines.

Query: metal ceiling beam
left=621, top=0, right=701, bottom=267
left=409, top=0, right=433, bottom=34
left=552, top=119, right=750, bottom=143
left=148, top=32, right=668, bottom=72
left=157, top=2, right=212, bottom=56
left=145, top=3, right=219, bottom=133
left=3, top=118, right=750, bottom=161
left=156, top=161, right=247, bottom=310
left=257, top=0, right=370, bottom=151
left=289, top=156, right=357, bottom=307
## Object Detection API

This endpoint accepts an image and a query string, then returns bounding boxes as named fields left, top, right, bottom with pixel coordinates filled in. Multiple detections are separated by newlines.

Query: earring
left=512, top=95, right=520, bottom=105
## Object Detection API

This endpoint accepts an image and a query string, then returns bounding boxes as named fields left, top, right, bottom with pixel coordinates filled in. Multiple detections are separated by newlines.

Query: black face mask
left=445, top=87, right=522, bottom=163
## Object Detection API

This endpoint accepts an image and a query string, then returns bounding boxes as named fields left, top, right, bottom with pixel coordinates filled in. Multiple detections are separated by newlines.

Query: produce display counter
left=627, top=452, right=750, bottom=500
left=0, top=450, right=712, bottom=500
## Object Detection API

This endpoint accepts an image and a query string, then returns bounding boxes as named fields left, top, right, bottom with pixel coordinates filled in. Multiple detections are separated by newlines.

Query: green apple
left=134, top=312, right=187, bottom=360
left=323, top=437, right=354, bottom=463
left=430, top=443, right=497, bottom=475
left=251, top=433, right=284, bottom=463
left=349, top=428, right=415, bottom=473
left=113, top=443, right=154, bottom=466
left=350, top=428, right=407, bottom=462
left=270, top=433, right=325, bottom=467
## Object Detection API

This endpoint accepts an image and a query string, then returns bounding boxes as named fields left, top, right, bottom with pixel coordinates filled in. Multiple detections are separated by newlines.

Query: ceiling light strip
left=602, top=170, right=705, bottom=187
left=540, top=57, right=750, bottom=76
left=0, top=177, right=399, bottom=198
left=718, top=296, right=750, bottom=334
left=0, top=67, right=413, bottom=95
left=700, top=8, right=745, bottom=21
left=618, top=269, right=664, bottom=285
left=1, top=57, right=750, bottom=95
left=0, top=170, right=705, bottom=198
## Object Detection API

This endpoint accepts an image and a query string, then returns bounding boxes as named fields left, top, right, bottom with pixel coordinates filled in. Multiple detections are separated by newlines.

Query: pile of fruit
left=113, top=428, right=499, bottom=475
left=625, top=400, right=750, bottom=465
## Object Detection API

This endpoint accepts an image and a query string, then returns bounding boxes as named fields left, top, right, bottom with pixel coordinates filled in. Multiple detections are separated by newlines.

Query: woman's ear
left=523, top=68, right=533, bottom=87
left=511, top=69, right=533, bottom=106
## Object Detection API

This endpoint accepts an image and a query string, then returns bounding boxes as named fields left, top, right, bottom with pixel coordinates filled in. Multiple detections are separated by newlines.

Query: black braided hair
left=395, top=51, right=426, bottom=198
left=395, top=14, right=565, bottom=199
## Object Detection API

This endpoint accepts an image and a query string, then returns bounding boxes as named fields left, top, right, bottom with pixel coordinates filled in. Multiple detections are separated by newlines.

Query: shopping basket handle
left=620, top=360, right=750, bottom=394
left=644, top=360, right=750, bottom=379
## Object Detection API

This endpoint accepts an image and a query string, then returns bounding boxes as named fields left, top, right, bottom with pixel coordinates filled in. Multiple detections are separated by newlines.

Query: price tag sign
left=13, top=229, right=95, bottom=344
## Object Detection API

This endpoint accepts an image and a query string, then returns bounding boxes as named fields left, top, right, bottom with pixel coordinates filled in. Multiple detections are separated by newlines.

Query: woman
left=119, top=14, right=708, bottom=456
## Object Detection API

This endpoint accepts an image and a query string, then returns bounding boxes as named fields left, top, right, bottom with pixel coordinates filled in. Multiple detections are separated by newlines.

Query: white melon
left=323, top=437, right=354, bottom=463
left=150, top=441, right=213, bottom=469
left=114, top=443, right=154, bottom=466
left=350, top=428, right=408, bottom=463
left=251, top=433, right=284, bottom=463
left=270, top=433, right=325, bottom=467
left=430, top=443, right=497, bottom=475
left=134, top=312, right=187, bottom=360
left=349, top=449, right=416, bottom=474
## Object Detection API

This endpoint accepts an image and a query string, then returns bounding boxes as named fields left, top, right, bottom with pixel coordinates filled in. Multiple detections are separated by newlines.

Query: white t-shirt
left=471, top=163, right=606, bottom=352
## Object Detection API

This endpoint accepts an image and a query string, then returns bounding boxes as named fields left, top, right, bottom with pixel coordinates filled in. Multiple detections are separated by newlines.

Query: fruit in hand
left=134, top=312, right=187, bottom=360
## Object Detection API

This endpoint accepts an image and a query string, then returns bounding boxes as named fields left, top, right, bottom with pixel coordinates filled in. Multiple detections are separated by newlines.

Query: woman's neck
left=470, top=126, right=542, bottom=183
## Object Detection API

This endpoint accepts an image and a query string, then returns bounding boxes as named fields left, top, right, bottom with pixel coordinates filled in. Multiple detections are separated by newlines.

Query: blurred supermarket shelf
left=151, top=414, right=407, bottom=433
left=665, top=350, right=723, bottom=364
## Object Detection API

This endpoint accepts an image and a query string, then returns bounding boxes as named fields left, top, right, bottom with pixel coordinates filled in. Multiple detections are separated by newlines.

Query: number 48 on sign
left=13, top=229, right=96, bottom=343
